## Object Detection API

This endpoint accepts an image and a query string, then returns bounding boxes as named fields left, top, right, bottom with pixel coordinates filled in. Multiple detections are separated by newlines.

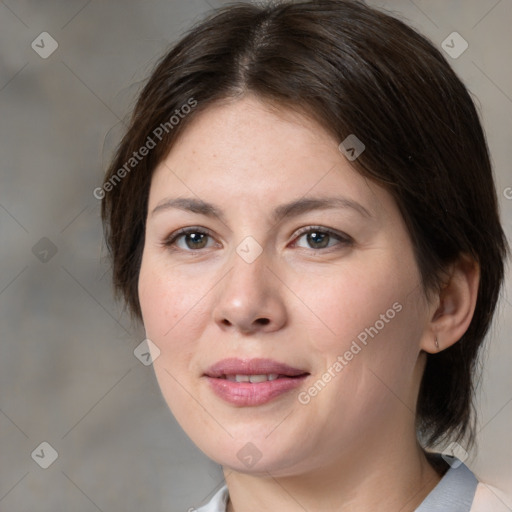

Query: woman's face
left=138, top=95, right=432, bottom=476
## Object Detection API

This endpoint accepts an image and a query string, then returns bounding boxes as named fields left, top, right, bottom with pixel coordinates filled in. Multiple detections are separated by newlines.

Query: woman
left=101, top=1, right=509, bottom=510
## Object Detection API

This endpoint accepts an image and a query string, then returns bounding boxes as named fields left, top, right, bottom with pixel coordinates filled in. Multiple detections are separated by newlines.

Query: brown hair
left=101, top=0, right=508, bottom=449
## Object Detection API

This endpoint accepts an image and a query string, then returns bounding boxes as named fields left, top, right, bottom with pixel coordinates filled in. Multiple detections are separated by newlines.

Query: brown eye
left=305, top=231, right=330, bottom=249
left=182, top=232, right=209, bottom=249
left=293, top=227, right=352, bottom=250
left=164, top=228, right=216, bottom=251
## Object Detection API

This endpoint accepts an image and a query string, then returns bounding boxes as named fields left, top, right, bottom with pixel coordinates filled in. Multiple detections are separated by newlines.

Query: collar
left=415, top=455, right=478, bottom=511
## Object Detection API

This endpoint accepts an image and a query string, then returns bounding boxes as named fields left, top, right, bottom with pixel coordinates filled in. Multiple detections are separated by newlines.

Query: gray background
left=0, top=0, right=511, bottom=510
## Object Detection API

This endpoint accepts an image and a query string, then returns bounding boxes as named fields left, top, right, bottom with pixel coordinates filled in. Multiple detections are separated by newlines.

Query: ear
left=420, top=254, right=480, bottom=354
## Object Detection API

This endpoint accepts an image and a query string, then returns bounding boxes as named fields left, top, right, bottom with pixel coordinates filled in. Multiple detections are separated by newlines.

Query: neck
left=224, top=435, right=443, bottom=512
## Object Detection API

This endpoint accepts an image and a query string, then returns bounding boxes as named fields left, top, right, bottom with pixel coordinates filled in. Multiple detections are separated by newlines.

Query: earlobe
left=422, top=254, right=480, bottom=354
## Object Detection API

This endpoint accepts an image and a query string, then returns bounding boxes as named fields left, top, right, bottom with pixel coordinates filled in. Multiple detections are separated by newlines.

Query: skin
left=138, top=95, right=480, bottom=511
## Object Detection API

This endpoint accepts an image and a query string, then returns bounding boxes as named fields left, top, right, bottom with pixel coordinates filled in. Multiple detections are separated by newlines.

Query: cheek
left=295, top=268, right=424, bottom=434
left=138, top=256, right=207, bottom=412
left=297, top=257, right=419, bottom=350
left=138, top=266, right=175, bottom=340
left=138, top=255, right=206, bottom=342
left=295, top=251, right=425, bottom=409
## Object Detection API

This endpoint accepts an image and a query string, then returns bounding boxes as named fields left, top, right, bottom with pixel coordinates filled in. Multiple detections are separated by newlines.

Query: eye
left=162, top=226, right=352, bottom=253
left=163, top=227, right=218, bottom=251
left=292, top=226, right=352, bottom=250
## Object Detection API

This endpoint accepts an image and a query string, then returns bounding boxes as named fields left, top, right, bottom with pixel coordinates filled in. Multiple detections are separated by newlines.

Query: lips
left=203, top=358, right=309, bottom=406
left=204, top=358, right=308, bottom=378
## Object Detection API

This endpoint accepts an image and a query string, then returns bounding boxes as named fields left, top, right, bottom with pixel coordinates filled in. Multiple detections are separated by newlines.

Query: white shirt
left=195, top=457, right=511, bottom=512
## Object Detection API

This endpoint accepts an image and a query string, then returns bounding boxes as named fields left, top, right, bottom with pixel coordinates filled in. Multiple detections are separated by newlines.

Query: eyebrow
left=150, top=195, right=372, bottom=223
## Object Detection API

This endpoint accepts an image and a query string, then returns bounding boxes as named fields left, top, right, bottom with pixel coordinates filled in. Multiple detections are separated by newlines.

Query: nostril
left=256, top=318, right=270, bottom=325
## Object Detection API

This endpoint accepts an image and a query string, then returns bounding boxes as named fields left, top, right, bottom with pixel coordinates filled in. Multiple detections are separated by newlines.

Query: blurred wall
left=1, top=1, right=511, bottom=510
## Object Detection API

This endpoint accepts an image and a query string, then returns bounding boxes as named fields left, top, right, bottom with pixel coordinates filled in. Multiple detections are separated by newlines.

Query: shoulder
left=470, top=482, right=512, bottom=512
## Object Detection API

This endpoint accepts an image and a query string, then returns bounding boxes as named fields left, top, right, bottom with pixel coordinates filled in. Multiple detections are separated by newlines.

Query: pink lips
left=203, top=358, right=309, bottom=406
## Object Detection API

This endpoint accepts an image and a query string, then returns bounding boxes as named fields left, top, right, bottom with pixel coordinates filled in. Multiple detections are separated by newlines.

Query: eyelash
left=162, top=226, right=353, bottom=253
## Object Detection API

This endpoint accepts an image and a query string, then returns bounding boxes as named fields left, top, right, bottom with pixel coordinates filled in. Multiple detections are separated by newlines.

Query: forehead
left=147, top=95, right=388, bottom=218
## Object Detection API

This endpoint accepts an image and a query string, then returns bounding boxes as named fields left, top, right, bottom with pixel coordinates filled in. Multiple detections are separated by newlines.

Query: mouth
left=204, top=357, right=308, bottom=378
left=203, top=358, right=310, bottom=406
left=222, top=373, right=290, bottom=382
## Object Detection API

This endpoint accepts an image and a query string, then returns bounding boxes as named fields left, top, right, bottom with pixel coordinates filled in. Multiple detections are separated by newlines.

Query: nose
left=212, top=248, right=287, bottom=335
